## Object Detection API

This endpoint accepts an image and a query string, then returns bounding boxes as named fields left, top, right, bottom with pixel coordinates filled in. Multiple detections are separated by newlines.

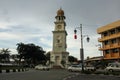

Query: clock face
left=57, top=25, right=62, bottom=29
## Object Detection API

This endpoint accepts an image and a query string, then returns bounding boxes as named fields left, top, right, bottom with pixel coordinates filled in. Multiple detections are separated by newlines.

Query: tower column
left=50, top=8, right=69, bottom=68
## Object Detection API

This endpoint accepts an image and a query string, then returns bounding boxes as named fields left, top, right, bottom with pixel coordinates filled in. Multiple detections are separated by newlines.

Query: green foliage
left=0, top=48, right=11, bottom=63
left=16, top=42, right=46, bottom=65
left=68, top=56, right=77, bottom=63
left=46, top=52, right=50, bottom=61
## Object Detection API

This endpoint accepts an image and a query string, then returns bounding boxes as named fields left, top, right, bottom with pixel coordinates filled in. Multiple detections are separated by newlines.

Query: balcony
left=98, top=32, right=120, bottom=42
left=99, top=43, right=120, bottom=50
left=104, top=54, right=111, bottom=59
left=104, top=53, right=120, bottom=59
left=111, top=52, right=120, bottom=57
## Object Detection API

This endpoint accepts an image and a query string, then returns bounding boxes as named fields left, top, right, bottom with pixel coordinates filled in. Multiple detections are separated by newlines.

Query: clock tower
left=50, top=8, right=69, bottom=68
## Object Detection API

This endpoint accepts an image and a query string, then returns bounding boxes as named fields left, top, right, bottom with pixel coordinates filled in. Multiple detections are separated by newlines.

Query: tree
left=68, top=56, right=78, bottom=64
left=0, top=48, right=11, bottom=63
left=16, top=42, right=46, bottom=65
left=46, top=52, right=50, bottom=61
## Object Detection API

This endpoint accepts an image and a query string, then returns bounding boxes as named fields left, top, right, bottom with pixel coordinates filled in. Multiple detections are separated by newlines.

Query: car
left=105, top=62, right=120, bottom=72
left=68, top=64, right=83, bottom=72
left=85, top=65, right=96, bottom=71
left=35, top=65, right=50, bottom=71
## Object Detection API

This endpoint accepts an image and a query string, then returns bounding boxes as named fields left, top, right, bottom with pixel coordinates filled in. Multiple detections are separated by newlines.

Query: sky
left=0, top=0, right=120, bottom=60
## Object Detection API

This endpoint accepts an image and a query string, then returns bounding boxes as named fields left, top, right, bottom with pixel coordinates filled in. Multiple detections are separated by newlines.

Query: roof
left=86, top=56, right=103, bottom=61
left=57, top=8, right=64, bottom=16
left=97, top=20, right=120, bottom=34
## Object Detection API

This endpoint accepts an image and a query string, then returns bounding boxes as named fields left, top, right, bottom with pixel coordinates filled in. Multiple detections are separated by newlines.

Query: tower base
left=50, top=51, right=69, bottom=68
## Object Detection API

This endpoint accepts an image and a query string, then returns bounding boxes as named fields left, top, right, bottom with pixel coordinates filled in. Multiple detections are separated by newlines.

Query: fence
left=0, top=65, right=28, bottom=73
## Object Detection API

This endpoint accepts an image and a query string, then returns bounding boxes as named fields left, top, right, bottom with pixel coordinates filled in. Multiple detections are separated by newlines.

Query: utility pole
left=74, top=24, right=90, bottom=72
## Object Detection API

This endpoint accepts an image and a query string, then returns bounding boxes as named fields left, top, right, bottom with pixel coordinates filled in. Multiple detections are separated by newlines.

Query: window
left=105, top=50, right=110, bottom=54
left=116, top=27, right=120, bottom=33
left=110, top=29, right=115, bottom=35
left=111, top=39, right=116, bottom=44
left=104, top=41, right=109, bottom=45
left=103, top=32, right=108, bottom=37
left=111, top=48, right=119, bottom=53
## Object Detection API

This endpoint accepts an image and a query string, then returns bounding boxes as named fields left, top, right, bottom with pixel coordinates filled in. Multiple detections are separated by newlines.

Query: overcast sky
left=0, top=0, right=120, bottom=59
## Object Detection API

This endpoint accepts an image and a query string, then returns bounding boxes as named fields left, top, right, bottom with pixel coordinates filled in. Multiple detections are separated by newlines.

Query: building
left=97, top=20, right=120, bottom=61
left=50, top=8, right=69, bottom=68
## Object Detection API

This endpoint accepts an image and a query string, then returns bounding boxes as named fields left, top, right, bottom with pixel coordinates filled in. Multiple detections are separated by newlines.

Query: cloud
left=0, top=0, right=120, bottom=59
left=0, top=32, right=21, bottom=40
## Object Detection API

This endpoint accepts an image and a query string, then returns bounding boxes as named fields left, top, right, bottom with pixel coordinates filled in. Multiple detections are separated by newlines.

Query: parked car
left=35, top=65, right=50, bottom=71
left=105, top=62, right=120, bottom=72
left=68, top=64, right=83, bottom=72
left=85, top=65, right=96, bottom=71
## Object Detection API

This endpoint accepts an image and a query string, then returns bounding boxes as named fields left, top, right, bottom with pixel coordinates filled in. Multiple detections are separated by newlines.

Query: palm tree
left=16, top=42, right=26, bottom=62
left=0, top=48, right=11, bottom=63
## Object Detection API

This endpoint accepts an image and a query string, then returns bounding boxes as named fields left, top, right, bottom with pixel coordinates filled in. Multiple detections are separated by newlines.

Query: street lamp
left=74, top=24, right=90, bottom=72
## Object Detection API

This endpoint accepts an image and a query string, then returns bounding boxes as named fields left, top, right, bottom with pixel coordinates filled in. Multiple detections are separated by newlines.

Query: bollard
left=13, top=69, right=16, bottom=72
left=6, top=69, right=10, bottom=73
left=0, top=69, right=2, bottom=73
left=18, top=69, right=20, bottom=72
left=22, top=68, right=24, bottom=72
left=0, top=65, right=2, bottom=73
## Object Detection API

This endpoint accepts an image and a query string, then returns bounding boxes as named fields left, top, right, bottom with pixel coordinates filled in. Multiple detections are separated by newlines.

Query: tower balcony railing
left=98, top=32, right=120, bottom=42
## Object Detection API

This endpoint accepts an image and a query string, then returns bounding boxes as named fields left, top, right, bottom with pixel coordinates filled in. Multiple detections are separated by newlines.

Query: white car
left=85, top=65, right=96, bottom=71
left=68, top=65, right=83, bottom=72
left=105, top=63, right=120, bottom=72
left=35, top=65, right=50, bottom=70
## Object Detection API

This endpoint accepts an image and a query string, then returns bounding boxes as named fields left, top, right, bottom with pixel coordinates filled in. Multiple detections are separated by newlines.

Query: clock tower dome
left=50, top=8, right=69, bottom=68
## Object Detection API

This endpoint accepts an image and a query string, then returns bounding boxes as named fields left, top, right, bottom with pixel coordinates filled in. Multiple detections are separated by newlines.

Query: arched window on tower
left=59, top=16, right=60, bottom=20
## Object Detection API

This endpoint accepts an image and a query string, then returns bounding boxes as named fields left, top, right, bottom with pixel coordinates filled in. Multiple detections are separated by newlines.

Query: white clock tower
left=50, top=8, right=69, bottom=68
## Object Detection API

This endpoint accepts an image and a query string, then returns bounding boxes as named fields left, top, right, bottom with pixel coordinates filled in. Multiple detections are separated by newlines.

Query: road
left=0, top=69, right=75, bottom=80
left=65, top=74, right=120, bottom=80
left=0, top=69, right=120, bottom=80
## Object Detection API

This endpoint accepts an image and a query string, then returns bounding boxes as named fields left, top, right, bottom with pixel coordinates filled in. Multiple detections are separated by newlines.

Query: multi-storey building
left=97, top=20, right=120, bottom=61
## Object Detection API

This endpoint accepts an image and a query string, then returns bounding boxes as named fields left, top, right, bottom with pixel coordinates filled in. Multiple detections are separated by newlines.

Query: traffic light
left=74, top=29, right=77, bottom=39
left=74, top=34, right=77, bottom=39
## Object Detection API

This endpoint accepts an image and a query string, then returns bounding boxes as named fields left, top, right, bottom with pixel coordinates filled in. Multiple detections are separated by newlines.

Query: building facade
left=50, top=9, right=69, bottom=68
left=97, top=20, right=120, bottom=61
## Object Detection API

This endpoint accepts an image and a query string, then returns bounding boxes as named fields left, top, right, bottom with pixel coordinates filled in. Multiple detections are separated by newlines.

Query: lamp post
left=74, top=24, right=90, bottom=72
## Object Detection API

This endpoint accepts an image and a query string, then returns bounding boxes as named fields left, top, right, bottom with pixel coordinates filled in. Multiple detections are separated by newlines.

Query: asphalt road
left=65, top=74, right=120, bottom=80
left=0, top=69, right=75, bottom=80
left=0, top=69, right=120, bottom=80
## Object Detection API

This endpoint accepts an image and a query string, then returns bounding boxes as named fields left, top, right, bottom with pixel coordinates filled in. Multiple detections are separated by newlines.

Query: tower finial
left=57, top=8, right=64, bottom=16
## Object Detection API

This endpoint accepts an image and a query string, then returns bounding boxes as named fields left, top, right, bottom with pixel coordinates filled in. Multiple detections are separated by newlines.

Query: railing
left=99, top=43, right=120, bottom=50
left=104, top=52, right=120, bottom=59
left=98, top=32, right=120, bottom=42
left=0, top=65, right=28, bottom=73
